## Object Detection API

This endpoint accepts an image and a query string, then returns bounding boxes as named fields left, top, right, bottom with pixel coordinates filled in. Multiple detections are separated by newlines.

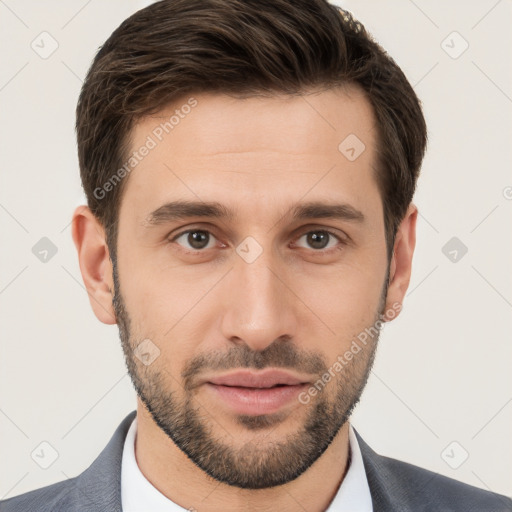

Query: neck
left=134, top=401, right=351, bottom=512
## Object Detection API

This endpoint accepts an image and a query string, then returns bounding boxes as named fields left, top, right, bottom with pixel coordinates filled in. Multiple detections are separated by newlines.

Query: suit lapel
left=68, top=410, right=136, bottom=512
left=69, top=413, right=409, bottom=512
left=353, top=427, right=405, bottom=512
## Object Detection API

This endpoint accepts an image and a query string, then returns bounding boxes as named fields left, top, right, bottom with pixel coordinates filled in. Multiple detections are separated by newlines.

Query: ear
left=383, top=203, right=417, bottom=322
left=71, top=205, right=116, bottom=325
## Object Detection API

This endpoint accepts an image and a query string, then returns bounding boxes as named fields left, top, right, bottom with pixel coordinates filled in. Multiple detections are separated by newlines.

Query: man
left=1, top=0, right=510, bottom=511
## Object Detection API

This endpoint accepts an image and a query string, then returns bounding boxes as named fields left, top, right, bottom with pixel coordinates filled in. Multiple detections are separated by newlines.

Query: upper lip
left=206, top=369, right=310, bottom=388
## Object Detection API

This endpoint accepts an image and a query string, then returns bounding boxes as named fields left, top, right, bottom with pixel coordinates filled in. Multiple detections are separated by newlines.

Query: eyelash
left=168, top=227, right=347, bottom=255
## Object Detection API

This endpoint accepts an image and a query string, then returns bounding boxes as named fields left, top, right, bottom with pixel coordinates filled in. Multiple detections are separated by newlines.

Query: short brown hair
left=76, top=0, right=427, bottom=260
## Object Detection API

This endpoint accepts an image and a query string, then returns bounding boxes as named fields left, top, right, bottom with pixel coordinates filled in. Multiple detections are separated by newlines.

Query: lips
left=203, top=369, right=311, bottom=415
left=206, top=369, right=309, bottom=388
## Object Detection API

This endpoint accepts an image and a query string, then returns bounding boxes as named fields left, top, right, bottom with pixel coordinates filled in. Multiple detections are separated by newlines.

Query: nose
left=220, top=246, right=298, bottom=352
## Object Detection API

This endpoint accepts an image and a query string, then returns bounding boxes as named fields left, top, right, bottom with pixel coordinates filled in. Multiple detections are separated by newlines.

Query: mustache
left=181, top=337, right=328, bottom=390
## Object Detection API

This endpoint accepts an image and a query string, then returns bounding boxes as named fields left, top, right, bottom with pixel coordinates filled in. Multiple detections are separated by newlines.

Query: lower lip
left=205, top=383, right=308, bottom=416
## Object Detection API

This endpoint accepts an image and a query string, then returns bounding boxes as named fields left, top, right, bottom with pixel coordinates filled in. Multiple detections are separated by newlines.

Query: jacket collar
left=353, top=428, right=400, bottom=512
left=72, top=412, right=396, bottom=512
left=68, top=410, right=136, bottom=511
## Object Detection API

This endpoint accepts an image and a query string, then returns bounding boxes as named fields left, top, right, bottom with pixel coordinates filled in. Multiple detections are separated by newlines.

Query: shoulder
left=0, top=410, right=136, bottom=512
left=382, top=453, right=510, bottom=511
left=354, top=429, right=512, bottom=511
left=0, top=478, right=77, bottom=512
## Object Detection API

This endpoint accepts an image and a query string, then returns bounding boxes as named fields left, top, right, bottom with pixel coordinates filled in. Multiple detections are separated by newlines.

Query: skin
left=72, top=85, right=417, bottom=511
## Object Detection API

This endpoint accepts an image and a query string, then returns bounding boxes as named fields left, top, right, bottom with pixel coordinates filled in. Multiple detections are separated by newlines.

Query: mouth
left=203, top=369, right=311, bottom=416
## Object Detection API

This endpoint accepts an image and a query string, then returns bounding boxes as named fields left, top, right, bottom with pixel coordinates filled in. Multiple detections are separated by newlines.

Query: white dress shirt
left=121, top=417, right=373, bottom=511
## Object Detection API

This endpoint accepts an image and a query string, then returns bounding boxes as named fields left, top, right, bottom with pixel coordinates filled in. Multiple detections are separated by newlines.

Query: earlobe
left=71, top=206, right=117, bottom=325
left=383, top=203, right=418, bottom=321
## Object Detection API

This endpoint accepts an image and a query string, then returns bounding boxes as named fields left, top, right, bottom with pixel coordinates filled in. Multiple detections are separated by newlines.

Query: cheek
left=116, top=249, right=218, bottom=368
left=297, top=259, right=386, bottom=354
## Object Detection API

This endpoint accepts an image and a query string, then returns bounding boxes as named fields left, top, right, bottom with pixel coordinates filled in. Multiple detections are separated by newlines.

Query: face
left=112, top=87, right=391, bottom=489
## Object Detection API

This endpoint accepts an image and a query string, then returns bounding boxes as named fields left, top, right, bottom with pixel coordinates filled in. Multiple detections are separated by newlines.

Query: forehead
left=133, top=86, right=375, bottom=154
left=119, top=86, right=380, bottom=226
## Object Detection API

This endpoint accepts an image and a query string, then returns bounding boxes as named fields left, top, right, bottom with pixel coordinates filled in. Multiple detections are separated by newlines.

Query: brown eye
left=295, top=230, right=343, bottom=251
left=172, top=230, right=216, bottom=251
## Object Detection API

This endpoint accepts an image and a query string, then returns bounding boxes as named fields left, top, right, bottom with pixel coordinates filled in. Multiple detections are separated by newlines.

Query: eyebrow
left=143, top=200, right=365, bottom=227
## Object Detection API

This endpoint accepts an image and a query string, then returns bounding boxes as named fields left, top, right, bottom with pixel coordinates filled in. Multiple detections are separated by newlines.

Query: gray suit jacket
left=1, top=410, right=510, bottom=511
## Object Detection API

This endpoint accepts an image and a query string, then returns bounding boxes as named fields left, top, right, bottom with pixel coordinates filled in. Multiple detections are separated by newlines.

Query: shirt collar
left=121, top=417, right=373, bottom=511
left=325, top=422, right=373, bottom=511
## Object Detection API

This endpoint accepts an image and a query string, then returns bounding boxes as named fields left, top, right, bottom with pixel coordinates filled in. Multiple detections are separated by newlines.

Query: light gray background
left=1, top=0, right=511, bottom=501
